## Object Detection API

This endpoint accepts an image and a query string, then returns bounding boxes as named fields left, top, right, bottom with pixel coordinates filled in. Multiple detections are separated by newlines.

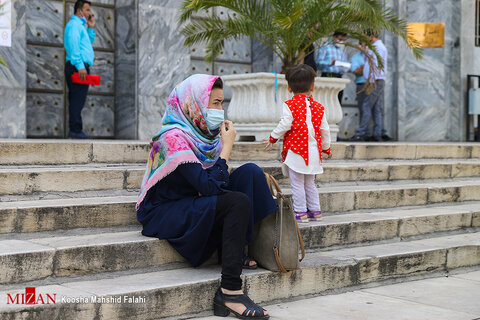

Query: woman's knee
left=236, top=163, right=263, bottom=176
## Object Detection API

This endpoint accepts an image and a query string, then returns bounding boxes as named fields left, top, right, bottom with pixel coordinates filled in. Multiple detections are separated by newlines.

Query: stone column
left=0, top=0, right=26, bottom=138
left=394, top=0, right=462, bottom=141
left=115, top=0, right=137, bottom=139
left=136, top=0, right=191, bottom=140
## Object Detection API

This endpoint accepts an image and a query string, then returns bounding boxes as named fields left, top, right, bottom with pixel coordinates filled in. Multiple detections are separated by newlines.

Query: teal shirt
left=64, top=16, right=95, bottom=70
left=350, top=51, right=366, bottom=84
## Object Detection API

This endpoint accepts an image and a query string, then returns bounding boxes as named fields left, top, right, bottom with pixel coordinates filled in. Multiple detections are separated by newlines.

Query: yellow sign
left=407, top=23, right=445, bottom=48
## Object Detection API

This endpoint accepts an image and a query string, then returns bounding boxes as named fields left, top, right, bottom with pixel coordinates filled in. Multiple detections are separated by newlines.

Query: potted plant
left=179, top=0, right=421, bottom=141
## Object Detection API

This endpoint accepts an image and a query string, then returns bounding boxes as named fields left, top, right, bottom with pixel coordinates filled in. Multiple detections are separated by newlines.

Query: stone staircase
left=0, top=140, right=479, bottom=319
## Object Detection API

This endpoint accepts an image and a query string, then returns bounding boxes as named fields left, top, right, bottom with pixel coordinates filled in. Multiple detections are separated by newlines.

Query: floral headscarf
left=136, top=74, right=222, bottom=210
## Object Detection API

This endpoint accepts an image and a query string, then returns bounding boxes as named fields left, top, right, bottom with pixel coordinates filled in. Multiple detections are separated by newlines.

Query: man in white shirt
left=351, top=31, right=392, bottom=141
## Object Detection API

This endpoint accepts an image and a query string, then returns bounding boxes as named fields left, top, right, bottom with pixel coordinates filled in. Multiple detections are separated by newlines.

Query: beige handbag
left=248, top=172, right=305, bottom=272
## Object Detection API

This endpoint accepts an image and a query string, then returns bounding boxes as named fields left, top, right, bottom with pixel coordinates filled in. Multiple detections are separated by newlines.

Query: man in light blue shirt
left=351, top=31, right=392, bottom=142
left=350, top=42, right=369, bottom=137
left=317, top=32, right=348, bottom=105
left=64, top=0, right=96, bottom=139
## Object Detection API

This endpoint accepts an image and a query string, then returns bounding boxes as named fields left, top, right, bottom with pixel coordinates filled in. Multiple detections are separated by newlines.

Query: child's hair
left=285, top=64, right=316, bottom=94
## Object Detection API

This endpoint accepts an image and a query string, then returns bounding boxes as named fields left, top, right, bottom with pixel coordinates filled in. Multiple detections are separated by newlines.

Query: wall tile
left=214, top=62, right=251, bottom=76
left=26, top=93, right=64, bottom=137
left=89, top=51, right=114, bottom=94
left=27, top=45, right=64, bottom=91
left=26, top=0, right=63, bottom=44
left=81, top=95, right=115, bottom=137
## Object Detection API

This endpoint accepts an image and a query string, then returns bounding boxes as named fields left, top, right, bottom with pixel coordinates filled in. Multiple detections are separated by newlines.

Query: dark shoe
left=371, top=136, right=382, bottom=142
left=382, top=134, right=393, bottom=141
left=243, top=256, right=258, bottom=270
left=349, top=135, right=365, bottom=142
left=214, top=288, right=270, bottom=319
left=68, top=131, right=88, bottom=139
left=364, top=136, right=375, bottom=141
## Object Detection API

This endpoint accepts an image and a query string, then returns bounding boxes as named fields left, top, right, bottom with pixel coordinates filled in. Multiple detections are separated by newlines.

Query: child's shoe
left=294, top=211, right=309, bottom=223
left=307, top=210, right=322, bottom=221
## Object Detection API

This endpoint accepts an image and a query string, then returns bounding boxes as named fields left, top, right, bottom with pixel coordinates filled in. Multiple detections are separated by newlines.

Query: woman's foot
left=294, top=211, right=309, bottom=223
left=243, top=256, right=257, bottom=269
left=215, top=288, right=269, bottom=319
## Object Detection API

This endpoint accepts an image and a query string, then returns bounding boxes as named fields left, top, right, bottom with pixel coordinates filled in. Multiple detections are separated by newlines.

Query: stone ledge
left=0, top=232, right=478, bottom=319
left=1, top=141, right=480, bottom=164
left=0, top=204, right=478, bottom=284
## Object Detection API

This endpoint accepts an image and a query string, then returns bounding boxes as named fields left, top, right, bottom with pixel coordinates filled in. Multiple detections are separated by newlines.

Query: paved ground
left=195, top=270, right=480, bottom=320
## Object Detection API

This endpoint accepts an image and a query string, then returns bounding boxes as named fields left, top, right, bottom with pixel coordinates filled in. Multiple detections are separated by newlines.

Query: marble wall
left=24, top=0, right=117, bottom=138
left=0, top=0, right=473, bottom=141
left=0, top=0, right=26, bottom=138
left=384, top=0, right=462, bottom=141
left=136, top=0, right=191, bottom=140
left=135, top=2, right=254, bottom=140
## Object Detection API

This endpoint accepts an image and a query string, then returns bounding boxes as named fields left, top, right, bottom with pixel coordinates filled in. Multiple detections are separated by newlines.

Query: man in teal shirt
left=64, top=0, right=96, bottom=139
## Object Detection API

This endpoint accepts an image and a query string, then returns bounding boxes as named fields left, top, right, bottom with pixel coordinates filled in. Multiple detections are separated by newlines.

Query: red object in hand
left=72, top=73, right=101, bottom=86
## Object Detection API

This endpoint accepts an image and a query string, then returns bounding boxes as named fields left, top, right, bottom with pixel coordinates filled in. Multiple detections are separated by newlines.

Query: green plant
left=180, top=0, right=422, bottom=73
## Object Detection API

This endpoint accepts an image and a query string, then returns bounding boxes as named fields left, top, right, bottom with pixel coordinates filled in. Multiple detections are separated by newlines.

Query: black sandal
left=213, top=288, right=269, bottom=319
left=243, top=256, right=258, bottom=269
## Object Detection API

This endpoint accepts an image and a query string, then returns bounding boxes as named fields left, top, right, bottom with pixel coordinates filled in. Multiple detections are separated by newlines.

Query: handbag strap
left=273, top=247, right=288, bottom=273
left=295, top=221, right=306, bottom=262
left=264, top=171, right=306, bottom=271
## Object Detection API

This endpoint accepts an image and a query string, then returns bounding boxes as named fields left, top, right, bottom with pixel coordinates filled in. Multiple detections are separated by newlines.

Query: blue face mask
left=205, top=109, right=224, bottom=130
left=80, top=16, right=88, bottom=25
left=79, top=10, right=88, bottom=25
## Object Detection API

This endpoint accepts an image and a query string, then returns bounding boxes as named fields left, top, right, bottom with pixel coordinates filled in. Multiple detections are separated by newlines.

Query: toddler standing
left=264, top=64, right=332, bottom=223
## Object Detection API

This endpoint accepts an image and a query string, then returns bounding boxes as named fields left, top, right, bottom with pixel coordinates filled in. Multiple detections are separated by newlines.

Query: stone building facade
left=0, top=0, right=479, bottom=141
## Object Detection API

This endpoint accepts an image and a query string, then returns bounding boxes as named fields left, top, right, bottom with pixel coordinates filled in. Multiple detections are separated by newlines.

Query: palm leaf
left=179, top=0, right=423, bottom=72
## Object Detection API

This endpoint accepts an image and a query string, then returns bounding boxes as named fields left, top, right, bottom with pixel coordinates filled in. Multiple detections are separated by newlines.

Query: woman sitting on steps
left=136, top=74, right=277, bottom=319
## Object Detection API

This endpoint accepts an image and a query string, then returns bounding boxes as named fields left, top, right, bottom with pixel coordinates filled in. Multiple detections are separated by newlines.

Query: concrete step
left=239, top=158, right=480, bottom=184
left=1, top=140, right=480, bottom=165
left=1, top=176, right=479, bottom=233
left=1, top=202, right=478, bottom=284
left=0, top=164, right=144, bottom=195
left=314, top=177, right=480, bottom=212
left=0, top=195, right=138, bottom=233
left=0, top=232, right=479, bottom=319
left=2, top=158, right=480, bottom=195
left=196, top=270, right=480, bottom=320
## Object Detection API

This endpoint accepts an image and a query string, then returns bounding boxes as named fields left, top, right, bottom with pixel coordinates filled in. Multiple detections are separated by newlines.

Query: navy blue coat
left=137, top=159, right=277, bottom=267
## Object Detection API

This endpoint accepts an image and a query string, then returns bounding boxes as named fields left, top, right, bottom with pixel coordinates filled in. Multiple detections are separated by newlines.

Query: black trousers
left=65, top=61, right=90, bottom=133
left=321, top=72, right=343, bottom=104
left=214, top=192, right=251, bottom=291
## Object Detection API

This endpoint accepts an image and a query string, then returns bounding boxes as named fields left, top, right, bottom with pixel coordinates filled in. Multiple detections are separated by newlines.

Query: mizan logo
left=7, top=287, right=56, bottom=305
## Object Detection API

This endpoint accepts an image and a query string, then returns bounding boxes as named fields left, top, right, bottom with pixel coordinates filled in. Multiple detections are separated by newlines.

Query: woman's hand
left=220, top=120, right=236, bottom=162
left=221, top=120, right=236, bottom=147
